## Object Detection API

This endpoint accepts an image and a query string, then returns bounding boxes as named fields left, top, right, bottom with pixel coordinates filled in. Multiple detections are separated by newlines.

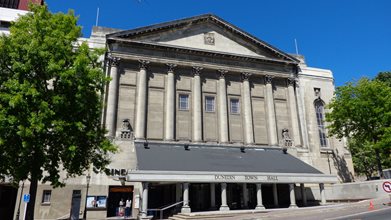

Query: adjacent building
left=12, top=14, right=354, bottom=219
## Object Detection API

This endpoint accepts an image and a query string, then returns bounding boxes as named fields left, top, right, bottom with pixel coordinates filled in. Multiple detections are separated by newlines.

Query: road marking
left=325, top=207, right=391, bottom=220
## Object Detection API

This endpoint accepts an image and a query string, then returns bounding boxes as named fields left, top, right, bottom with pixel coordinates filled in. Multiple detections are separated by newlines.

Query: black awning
left=135, top=142, right=322, bottom=174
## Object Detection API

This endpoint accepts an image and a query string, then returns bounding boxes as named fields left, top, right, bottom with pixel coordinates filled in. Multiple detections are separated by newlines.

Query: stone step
left=169, top=213, right=237, bottom=220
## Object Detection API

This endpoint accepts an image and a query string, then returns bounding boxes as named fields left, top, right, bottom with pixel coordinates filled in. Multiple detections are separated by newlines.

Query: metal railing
left=147, top=201, right=184, bottom=219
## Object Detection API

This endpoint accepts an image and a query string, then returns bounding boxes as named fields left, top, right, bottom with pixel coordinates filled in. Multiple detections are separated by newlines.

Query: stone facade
left=14, top=14, right=354, bottom=220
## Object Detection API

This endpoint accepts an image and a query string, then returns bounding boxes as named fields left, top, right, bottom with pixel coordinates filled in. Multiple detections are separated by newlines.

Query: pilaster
left=242, top=73, right=254, bottom=144
left=134, top=60, right=149, bottom=140
left=265, top=75, right=278, bottom=146
left=287, top=78, right=302, bottom=147
left=105, top=55, right=121, bottom=137
left=165, top=63, right=177, bottom=141
left=217, top=70, right=229, bottom=143
left=192, top=66, right=203, bottom=142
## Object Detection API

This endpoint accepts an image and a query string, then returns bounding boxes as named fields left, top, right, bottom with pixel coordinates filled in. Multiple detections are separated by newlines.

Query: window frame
left=230, top=98, right=240, bottom=114
left=41, top=190, right=51, bottom=204
left=315, top=100, right=327, bottom=148
left=178, top=94, right=189, bottom=111
left=205, top=96, right=215, bottom=112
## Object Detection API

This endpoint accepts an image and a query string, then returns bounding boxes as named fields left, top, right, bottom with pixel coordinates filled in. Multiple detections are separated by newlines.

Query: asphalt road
left=327, top=207, right=391, bottom=220
left=213, top=197, right=391, bottom=220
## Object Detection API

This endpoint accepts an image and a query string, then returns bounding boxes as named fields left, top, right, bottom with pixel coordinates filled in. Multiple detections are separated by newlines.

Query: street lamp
left=83, top=174, right=91, bottom=220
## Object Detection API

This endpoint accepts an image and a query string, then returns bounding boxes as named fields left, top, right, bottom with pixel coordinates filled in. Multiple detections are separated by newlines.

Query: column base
left=289, top=204, right=298, bottom=208
left=139, top=216, right=153, bottom=220
left=219, top=205, right=230, bottom=211
left=255, top=205, right=265, bottom=210
left=181, top=206, right=191, bottom=213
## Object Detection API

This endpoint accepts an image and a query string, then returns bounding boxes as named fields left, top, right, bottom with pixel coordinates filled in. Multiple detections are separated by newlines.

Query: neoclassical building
left=14, top=14, right=354, bottom=220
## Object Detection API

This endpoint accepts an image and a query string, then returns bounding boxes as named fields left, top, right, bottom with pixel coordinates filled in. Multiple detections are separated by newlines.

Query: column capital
left=241, top=72, right=252, bottom=81
left=287, top=77, right=297, bottom=87
left=265, top=75, right=274, bottom=84
left=138, top=60, right=150, bottom=70
left=217, top=69, right=228, bottom=78
left=192, top=66, right=203, bottom=76
left=166, top=63, right=177, bottom=73
left=108, top=55, right=121, bottom=67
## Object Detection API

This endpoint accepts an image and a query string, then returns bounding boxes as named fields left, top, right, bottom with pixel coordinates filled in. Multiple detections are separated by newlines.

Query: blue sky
left=46, top=0, right=391, bottom=86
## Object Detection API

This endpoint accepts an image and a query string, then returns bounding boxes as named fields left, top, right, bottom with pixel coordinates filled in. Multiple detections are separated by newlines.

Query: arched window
left=315, top=99, right=327, bottom=147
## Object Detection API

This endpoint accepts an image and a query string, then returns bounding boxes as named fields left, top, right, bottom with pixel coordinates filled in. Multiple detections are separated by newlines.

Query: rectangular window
left=230, top=98, right=240, bottom=114
left=42, top=190, right=51, bottom=204
left=179, top=94, right=189, bottom=110
left=205, top=96, right=215, bottom=112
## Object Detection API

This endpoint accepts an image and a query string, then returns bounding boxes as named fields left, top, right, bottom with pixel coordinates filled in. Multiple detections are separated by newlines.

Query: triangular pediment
left=108, top=14, right=298, bottom=63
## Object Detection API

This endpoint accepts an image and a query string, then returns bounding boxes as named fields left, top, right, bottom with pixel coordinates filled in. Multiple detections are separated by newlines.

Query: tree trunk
left=375, top=149, right=384, bottom=178
left=25, top=177, right=38, bottom=220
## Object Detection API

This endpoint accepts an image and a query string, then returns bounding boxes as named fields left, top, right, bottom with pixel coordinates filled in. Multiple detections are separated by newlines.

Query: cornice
left=108, top=38, right=298, bottom=66
left=109, top=52, right=298, bottom=79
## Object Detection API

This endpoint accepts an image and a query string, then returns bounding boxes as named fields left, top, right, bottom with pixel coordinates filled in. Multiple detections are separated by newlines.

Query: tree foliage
left=375, top=71, right=391, bottom=87
left=326, top=78, right=391, bottom=178
left=0, top=4, right=116, bottom=219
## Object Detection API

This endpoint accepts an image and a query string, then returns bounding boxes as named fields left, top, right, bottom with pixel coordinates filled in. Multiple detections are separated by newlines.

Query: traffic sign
left=23, top=194, right=30, bottom=203
left=383, top=181, right=391, bottom=193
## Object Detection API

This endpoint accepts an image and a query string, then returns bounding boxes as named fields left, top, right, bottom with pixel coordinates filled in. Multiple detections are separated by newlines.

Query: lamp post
left=83, top=174, right=91, bottom=220
left=15, top=181, right=24, bottom=220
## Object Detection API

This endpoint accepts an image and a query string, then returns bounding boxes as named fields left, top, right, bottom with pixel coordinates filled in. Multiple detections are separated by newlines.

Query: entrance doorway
left=107, top=186, right=133, bottom=217
left=189, top=183, right=211, bottom=211
left=0, top=185, right=17, bottom=220
left=69, top=190, right=81, bottom=220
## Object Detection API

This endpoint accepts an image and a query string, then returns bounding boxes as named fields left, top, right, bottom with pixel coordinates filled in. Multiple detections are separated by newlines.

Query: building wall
left=12, top=19, right=355, bottom=219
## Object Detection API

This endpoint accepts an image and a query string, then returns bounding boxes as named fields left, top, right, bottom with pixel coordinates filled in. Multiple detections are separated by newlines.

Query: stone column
left=192, top=67, right=203, bottom=142
left=295, top=79, right=310, bottom=148
left=242, top=73, right=254, bottom=144
left=255, top=183, right=265, bottom=210
left=218, top=70, right=229, bottom=143
left=242, top=183, right=248, bottom=208
left=265, top=75, right=278, bottom=146
left=134, top=60, right=149, bottom=140
left=220, top=183, right=230, bottom=211
left=176, top=183, right=182, bottom=202
left=165, top=63, right=177, bottom=141
left=181, top=183, right=191, bottom=213
left=210, top=183, right=216, bottom=209
left=319, top=183, right=326, bottom=205
left=287, top=78, right=302, bottom=147
left=289, top=183, right=298, bottom=208
left=300, top=183, right=307, bottom=206
left=105, top=56, right=120, bottom=137
left=141, top=182, right=149, bottom=218
left=272, top=183, right=279, bottom=208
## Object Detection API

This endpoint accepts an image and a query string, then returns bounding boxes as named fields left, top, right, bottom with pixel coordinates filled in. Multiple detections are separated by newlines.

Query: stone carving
left=314, top=88, right=321, bottom=98
left=192, top=66, right=203, bottom=76
left=108, top=54, right=121, bottom=67
left=217, top=69, right=228, bottom=78
left=282, top=128, right=290, bottom=140
left=265, top=75, right=273, bottom=84
left=121, top=119, right=133, bottom=139
left=287, top=78, right=296, bottom=87
left=281, top=128, right=293, bottom=147
left=241, top=72, right=251, bottom=81
left=166, top=63, right=177, bottom=73
left=138, top=60, right=150, bottom=70
left=204, top=33, right=215, bottom=45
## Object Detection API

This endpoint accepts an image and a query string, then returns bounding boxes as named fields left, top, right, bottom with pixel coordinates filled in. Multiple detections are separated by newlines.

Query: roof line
left=107, top=14, right=299, bottom=64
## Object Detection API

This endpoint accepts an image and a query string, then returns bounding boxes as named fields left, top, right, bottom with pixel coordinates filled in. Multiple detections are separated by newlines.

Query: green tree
left=347, top=138, right=378, bottom=180
left=0, top=4, right=116, bottom=219
left=326, top=78, right=391, bottom=178
left=375, top=71, right=391, bottom=87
